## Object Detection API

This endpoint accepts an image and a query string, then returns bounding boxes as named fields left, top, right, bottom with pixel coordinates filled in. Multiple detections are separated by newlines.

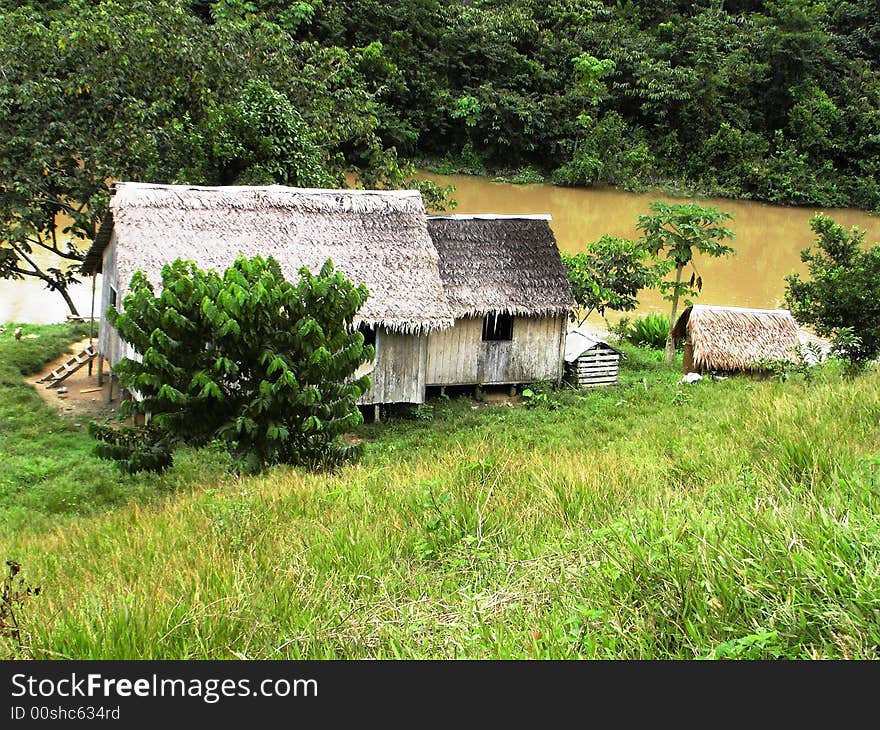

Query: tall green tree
left=0, top=1, right=201, bottom=314
left=170, top=79, right=335, bottom=187
left=0, top=0, right=445, bottom=315
left=785, top=213, right=880, bottom=365
left=106, top=255, right=372, bottom=473
left=561, top=236, right=662, bottom=325
left=636, top=201, right=735, bottom=363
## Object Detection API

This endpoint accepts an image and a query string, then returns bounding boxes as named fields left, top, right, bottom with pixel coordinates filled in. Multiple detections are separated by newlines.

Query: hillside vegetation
left=6, top=0, right=880, bottom=319
left=2, top=325, right=878, bottom=659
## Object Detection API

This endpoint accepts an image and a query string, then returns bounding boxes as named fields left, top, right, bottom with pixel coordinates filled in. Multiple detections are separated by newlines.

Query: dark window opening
left=481, top=312, right=513, bottom=341
left=359, top=324, right=377, bottom=358
left=108, top=286, right=118, bottom=310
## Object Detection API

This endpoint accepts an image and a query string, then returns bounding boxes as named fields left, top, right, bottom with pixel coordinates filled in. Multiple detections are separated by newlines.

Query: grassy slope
left=1, top=326, right=879, bottom=659
left=0, top=324, right=230, bottom=534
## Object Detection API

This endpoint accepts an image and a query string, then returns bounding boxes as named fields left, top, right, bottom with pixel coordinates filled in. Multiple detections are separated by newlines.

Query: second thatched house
left=81, top=182, right=454, bottom=406
left=425, top=215, right=575, bottom=389
left=671, top=304, right=800, bottom=373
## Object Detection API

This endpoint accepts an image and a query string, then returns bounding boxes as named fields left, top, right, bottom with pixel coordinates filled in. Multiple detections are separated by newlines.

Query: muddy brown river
left=2, top=175, right=879, bottom=324
left=421, top=173, right=880, bottom=326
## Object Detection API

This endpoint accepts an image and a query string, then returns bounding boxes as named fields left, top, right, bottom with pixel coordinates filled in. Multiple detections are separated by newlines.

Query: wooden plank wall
left=569, top=348, right=620, bottom=387
left=426, top=315, right=565, bottom=385
left=98, top=235, right=122, bottom=366
left=359, top=328, right=427, bottom=404
left=426, top=317, right=481, bottom=384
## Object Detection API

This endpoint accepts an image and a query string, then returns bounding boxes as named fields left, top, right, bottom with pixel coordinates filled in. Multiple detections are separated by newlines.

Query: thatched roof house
left=83, top=187, right=578, bottom=403
left=82, top=182, right=454, bottom=405
left=427, top=215, right=575, bottom=319
left=424, top=215, right=575, bottom=387
left=671, top=304, right=799, bottom=373
left=83, top=182, right=453, bottom=334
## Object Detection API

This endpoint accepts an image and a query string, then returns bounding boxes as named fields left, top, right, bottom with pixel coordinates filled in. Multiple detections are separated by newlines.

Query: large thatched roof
left=82, top=182, right=454, bottom=333
left=426, top=215, right=575, bottom=319
left=672, top=304, right=799, bottom=371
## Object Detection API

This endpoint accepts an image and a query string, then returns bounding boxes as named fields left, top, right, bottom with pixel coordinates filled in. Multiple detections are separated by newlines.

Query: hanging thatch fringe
left=672, top=304, right=799, bottom=372
left=83, top=183, right=454, bottom=333
left=427, top=216, right=575, bottom=319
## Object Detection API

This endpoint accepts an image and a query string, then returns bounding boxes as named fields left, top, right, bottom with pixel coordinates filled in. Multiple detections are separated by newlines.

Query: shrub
left=785, top=214, right=880, bottom=365
left=615, top=312, right=672, bottom=350
left=101, top=255, right=373, bottom=473
left=561, top=236, right=663, bottom=324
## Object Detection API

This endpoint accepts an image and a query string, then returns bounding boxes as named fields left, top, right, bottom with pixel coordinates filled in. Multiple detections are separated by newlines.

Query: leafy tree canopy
left=0, top=0, right=449, bottom=314
left=101, top=255, right=372, bottom=473
left=785, top=213, right=880, bottom=365
left=561, top=235, right=664, bottom=324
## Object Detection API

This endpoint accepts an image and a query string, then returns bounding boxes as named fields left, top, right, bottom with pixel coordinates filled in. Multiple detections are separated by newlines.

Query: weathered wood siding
left=98, top=233, right=128, bottom=368
left=359, top=328, right=427, bottom=404
left=426, top=315, right=566, bottom=385
left=568, top=346, right=620, bottom=387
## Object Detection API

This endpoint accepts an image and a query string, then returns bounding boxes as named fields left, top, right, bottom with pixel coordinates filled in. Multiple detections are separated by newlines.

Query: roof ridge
left=428, top=213, right=552, bottom=221
left=111, top=182, right=422, bottom=198
left=691, top=304, right=792, bottom=315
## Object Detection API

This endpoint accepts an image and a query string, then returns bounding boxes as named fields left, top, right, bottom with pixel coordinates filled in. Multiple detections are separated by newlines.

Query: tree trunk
left=664, top=264, right=684, bottom=365
left=57, top=283, right=80, bottom=317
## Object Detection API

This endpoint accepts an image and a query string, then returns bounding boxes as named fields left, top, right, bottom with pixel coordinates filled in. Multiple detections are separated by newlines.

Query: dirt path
left=33, top=338, right=121, bottom=418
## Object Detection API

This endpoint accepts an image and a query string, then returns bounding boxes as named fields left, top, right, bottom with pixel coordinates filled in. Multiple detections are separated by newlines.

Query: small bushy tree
left=101, top=255, right=373, bottom=473
left=785, top=213, right=880, bottom=365
left=171, top=79, right=335, bottom=188
left=636, top=201, right=735, bottom=363
left=561, top=235, right=663, bottom=324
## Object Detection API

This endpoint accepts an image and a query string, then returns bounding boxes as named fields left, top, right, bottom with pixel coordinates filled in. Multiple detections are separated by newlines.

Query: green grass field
left=1, top=324, right=878, bottom=659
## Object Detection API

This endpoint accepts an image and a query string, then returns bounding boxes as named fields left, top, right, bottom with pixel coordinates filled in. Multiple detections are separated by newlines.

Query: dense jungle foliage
left=2, top=0, right=880, bottom=313
left=3, top=0, right=880, bottom=212
left=255, top=0, right=879, bottom=209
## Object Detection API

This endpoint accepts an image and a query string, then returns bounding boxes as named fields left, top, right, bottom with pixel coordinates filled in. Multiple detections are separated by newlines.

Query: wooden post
left=97, top=354, right=104, bottom=386
left=556, top=315, right=567, bottom=388
left=105, top=333, right=113, bottom=401
left=88, top=273, right=96, bottom=376
left=439, top=386, right=446, bottom=397
left=374, top=404, right=380, bottom=423
left=509, top=384, right=516, bottom=397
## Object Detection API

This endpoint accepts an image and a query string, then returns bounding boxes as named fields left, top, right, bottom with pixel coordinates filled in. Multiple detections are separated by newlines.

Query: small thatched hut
left=81, top=182, right=454, bottom=406
left=425, top=215, right=575, bottom=388
left=671, top=304, right=799, bottom=373
left=564, top=329, right=623, bottom=387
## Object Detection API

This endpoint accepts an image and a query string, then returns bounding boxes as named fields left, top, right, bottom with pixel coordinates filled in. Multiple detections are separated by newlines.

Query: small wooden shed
left=563, top=329, right=623, bottom=387
left=671, top=304, right=799, bottom=373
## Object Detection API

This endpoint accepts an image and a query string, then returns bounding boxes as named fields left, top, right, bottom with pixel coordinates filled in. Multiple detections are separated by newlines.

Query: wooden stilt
left=107, top=374, right=114, bottom=404
left=440, top=386, right=446, bottom=397
left=88, top=274, right=96, bottom=376
left=97, top=354, right=104, bottom=386
left=374, top=404, right=380, bottom=423
left=509, top=384, right=516, bottom=397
